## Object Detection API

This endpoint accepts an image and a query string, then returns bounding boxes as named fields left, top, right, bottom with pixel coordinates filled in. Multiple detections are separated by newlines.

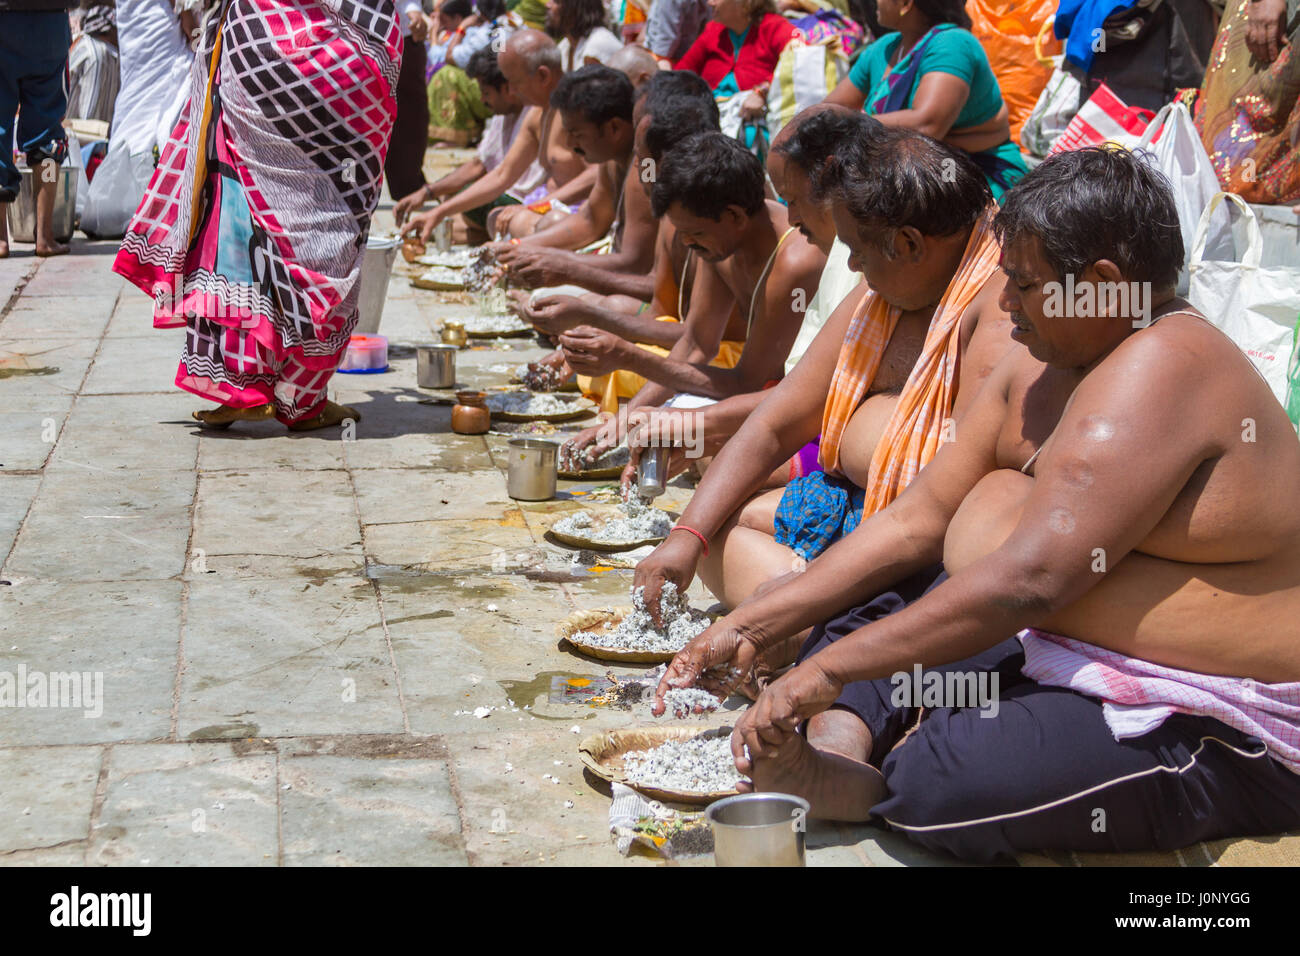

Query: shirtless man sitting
left=560, top=131, right=825, bottom=459
left=514, top=73, right=724, bottom=389
left=658, top=147, right=1300, bottom=862
left=392, top=47, right=540, bottom=245
left=619, top=105, right=871, bottom=493
left=488, top=45, right=662, bottom=271
left=402, top=30, right=594, bottom=244
left=481, top=65, right=657, bottom=296
left=634, top=125, right=1016, bottom=626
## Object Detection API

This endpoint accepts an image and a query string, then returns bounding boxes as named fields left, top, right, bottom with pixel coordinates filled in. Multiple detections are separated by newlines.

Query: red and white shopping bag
left=1048, top=82, right=1156, bottom=155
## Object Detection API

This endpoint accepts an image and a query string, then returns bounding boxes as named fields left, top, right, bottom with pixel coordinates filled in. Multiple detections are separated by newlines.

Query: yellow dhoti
left=576, top=318, right=745, bottom=413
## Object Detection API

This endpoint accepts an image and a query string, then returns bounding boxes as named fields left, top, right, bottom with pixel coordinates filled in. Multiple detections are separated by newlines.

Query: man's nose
left=997, top=280, right=1017, bottom=314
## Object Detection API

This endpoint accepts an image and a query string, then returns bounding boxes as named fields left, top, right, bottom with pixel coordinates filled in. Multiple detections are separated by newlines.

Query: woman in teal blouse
left=825, top=0, right=1027, bottom=199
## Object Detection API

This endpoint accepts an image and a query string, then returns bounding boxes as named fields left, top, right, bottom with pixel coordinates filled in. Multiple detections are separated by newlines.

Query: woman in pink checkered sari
left=114, top=0, right=400, bottom=429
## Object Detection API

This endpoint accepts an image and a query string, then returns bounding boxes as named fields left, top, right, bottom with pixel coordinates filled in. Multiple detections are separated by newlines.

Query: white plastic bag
left=78, top=145, right=155, bottom=238
left=1188, top=191, right=1300, bottom=409
left=716, top=92, right=745, bottom=141
left=1134, top=101, right=1232, bottom=285
left=61, top=130, right=89, bottom=223
left=766, top=39, right=847, bottom=136
left=1020, top=65, right=1081, bottom=157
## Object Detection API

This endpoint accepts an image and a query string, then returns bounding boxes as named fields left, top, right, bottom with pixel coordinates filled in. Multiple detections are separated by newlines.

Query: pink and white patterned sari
left=113, top=0, right=401, bottom=424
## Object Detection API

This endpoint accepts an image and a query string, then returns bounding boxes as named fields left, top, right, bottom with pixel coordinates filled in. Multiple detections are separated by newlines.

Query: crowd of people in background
left=3, top=0, right=1297, bottom=259
left=2, top=0, right=1300, bottom=862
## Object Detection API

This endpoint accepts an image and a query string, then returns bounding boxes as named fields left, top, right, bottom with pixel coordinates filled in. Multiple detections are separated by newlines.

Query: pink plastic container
left=337, top=334, right=389, bottom=374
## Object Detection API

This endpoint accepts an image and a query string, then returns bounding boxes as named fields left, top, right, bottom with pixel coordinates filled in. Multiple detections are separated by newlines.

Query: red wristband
left=670, top=524, right=709, bottom=557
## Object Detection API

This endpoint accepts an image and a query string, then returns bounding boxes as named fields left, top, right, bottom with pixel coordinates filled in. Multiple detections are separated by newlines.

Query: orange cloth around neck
left=818, top=210, right=1003, bottom=516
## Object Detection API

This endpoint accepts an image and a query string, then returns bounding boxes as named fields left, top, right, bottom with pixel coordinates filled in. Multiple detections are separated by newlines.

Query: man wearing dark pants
left=385, top=0, right=432, bottom=202
left=0, top=0, right=76, bottom=257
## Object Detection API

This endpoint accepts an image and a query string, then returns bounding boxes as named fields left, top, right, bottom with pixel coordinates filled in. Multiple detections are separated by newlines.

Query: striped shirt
left=66, top=33, right=120, bottom=125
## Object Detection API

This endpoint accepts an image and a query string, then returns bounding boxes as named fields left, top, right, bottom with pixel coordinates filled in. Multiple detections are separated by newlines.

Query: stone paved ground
left=0, top=162, right=963, bottom=867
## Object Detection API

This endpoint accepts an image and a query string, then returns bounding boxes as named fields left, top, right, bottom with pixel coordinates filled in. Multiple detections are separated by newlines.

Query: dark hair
left=773, top=109, right=883, bottom=191
left=993, top=146, right=1185, bottom=290
left=639, top=69, right=719, bottom=126
left=914, top=0, right=971, bottom=29
left=644, top=96, right=720, bottom=162
left=473, top=0, right=507, bottom=19
left=465, top=47, right=507, bottom=90
left=651, top=132, right=766, bottom=219
left=550, top=0, right=609, bottom=40
left=819, top=125, right=992, bottom=244
left=551, top=64, right=634, bottom=126
left=441, top=0, right=473, bottom=19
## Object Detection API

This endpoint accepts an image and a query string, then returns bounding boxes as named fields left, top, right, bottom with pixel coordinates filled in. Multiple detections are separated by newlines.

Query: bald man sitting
left=403, top=30, right=595, bottom=244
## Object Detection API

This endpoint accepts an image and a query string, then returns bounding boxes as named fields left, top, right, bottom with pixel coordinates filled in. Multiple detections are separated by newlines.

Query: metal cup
left=507, top=438, right=557, bottom=501
left=434, top=218, right=452, bottom=253
left=705, top=792, right=810, bottom=867
left=636, top=445, right=669, bottom=499
left=416, top=344, right=457, bottom=388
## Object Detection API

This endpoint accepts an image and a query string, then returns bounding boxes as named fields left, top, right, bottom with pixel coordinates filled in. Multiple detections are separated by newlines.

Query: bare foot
left=35, top=240, right=70, bottom=257
left=0, top=240, right=7, bottom=259
left=287, top=400, right=361, bottom=431
left=192, top=403, right=276, bottom=429
left=741, top=727, right=885, bottom=822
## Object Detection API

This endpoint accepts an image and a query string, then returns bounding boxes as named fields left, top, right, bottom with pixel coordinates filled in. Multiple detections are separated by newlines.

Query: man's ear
left=1085, top=259, right=1129, bottom=319
left=608, top=117, right=632, bottom=142
left=1091, top=259, right=1124, bottom=285
left=894, top=225, right=925, bottom=262
left=722, top=205, right=747, bottom=230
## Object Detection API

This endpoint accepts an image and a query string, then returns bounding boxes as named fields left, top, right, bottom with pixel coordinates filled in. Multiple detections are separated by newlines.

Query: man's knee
left=736, top=489, right=781, bottom=534
left=532, top=209, right=569, bottom=233
left=871, top=716, right=1031, bottom=862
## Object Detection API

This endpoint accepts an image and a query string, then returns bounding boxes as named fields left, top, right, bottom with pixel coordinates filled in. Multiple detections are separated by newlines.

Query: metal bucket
left=507, top=438, right=557, bottom=501
left=5, top=164, right=77, bottom=243
left=416, top=344, right=457, bottom=388
left=706, top=792, right=810, bottom=867
left=354, top=234, right=400, bottom=335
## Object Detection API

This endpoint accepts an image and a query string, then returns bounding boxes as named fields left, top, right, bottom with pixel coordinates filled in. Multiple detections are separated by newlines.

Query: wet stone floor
left=0, top=159, right=960, bottom=868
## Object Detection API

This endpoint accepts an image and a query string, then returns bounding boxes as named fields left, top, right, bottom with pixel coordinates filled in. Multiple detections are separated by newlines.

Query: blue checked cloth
left=774, top=471, right=866, bottom=561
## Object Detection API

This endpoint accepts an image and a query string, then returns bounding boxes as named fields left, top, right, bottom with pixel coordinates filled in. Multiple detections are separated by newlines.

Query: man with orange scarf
left=634, top=126, right=1018, bottom=676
